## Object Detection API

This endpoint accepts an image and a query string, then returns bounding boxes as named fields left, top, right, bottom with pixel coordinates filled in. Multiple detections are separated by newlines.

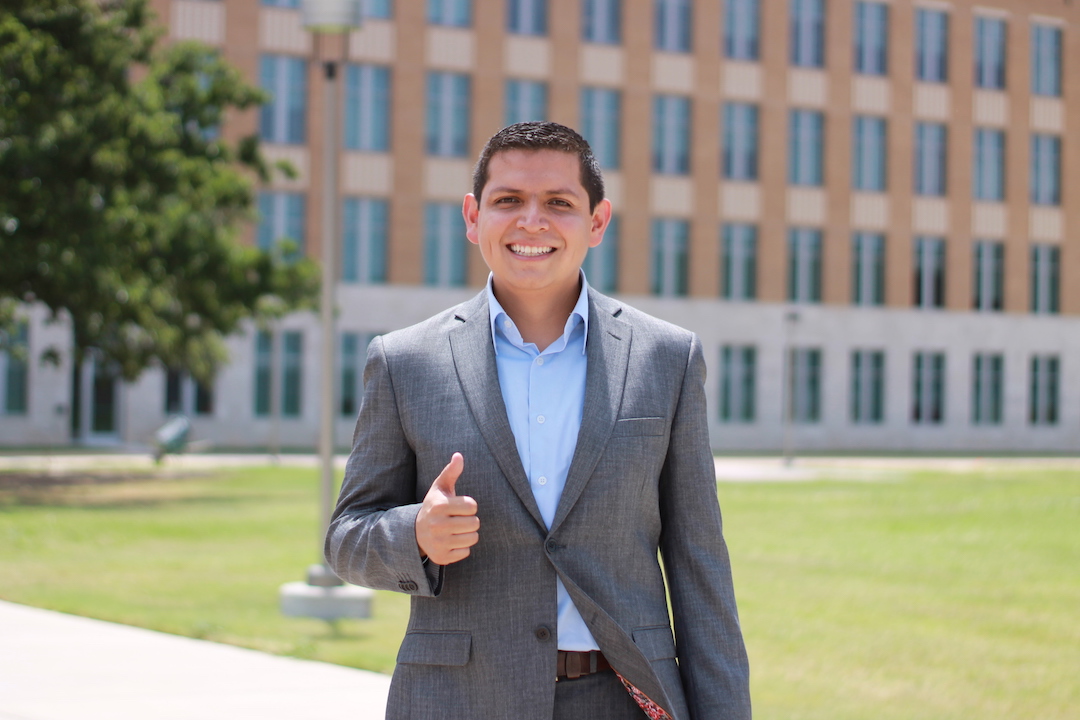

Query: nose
left=516, top=199, right=548, bottom=233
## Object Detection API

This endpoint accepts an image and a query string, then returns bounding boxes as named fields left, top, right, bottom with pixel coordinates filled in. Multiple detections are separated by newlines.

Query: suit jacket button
left=535, top=626, right=551, bottom=641
left=545, top=539, right=557, bottom=553
left=399, top=580, right=418, bottom=592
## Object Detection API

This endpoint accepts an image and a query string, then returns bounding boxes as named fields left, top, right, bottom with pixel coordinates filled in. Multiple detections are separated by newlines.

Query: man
left=325, top=122, right=751, bottom=720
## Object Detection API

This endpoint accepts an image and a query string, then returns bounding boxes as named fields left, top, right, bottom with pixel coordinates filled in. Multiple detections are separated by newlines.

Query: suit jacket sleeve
left=324, top=335, right=443, bottom=597
left=660, top=334, right=752, bottom=720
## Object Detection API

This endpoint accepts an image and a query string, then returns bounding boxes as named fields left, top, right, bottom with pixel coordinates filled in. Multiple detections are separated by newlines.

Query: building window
left=508, top=0, right=546, bottom=35
left=1032, top=24, right=1062, bottom=97
left=720, top=345, right=756, bottom=423
left=164, top=370, right=214, bottom=417
left=340, top=332, right=380, bottom=417
left=973, top=240, right=1004, bottom=312
left=912, top=351, right=945, bottom=425
left=653, top=95, right=691, bottom=174
left=651, top=218, right=689, bottom=297
left=281, top=331, right=303, bottom=418
left=424, top=202, right=467, bottom=287
left=789, top=109, right=824, bottom=186
left=257, top=192, right=306, bottom=259
left=974, top=16, right=1006, bottom=90
left=426, top=71, right=470, bottom=157
left=854, top=1, right=888, bottom=75
left=851, top=350, right=885, bottom=424
left=913, top=236, right=945, bottom=309
left=852, top=232, right=885, bottom=306
left=505, top=79, right=547, bottom=125
left=429, top=0, right=471, bottom=26
left=725, top=0, right=760, bottom=61
left=262, top=0, right=299, bottom=7
left=788, top=227, right=822, bottom=303
left=853, top=116, right=887, bottom=192
left=655, top=0, right=691, bottom=52
left=973, top=128, right=1005, bottom=202
left=0, top=322, right=28, bottom=416
left=723, top=102, right=759, bottom=181
left=1031, top=244, right=1060, bottom=315
left=789, top=348, right=822, bottom=424
left=972, top=353, right=1003, bottom=425
left=259, top=55, right=307, bottom=144
left=1031, top=134, right=1061, bottom=206
left=790, top=0, right=825, bottom=68
left=915, top=8, right=948, bottom=82
left=254, top=331, right=273, bottom=417
left=914, top=122, right=947, bottom=196
left=364, top=0, right=392, bottom=18
left=582, top=216, right=619, bottom=293
left=583, top=0, right=620, bottom=44
left=722, top=223, right=757, bottom=301
left=344, top=64, right=391, bottom=152
left=581, top=87, right=621, bottom=169
left=1029, top=355, right=1060, bottom=426
left=342, top=197, right=388, bottom=284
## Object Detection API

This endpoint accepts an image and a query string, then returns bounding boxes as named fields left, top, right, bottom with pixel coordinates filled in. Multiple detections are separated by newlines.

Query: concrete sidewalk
left=0, top=600, right=391, bottom=720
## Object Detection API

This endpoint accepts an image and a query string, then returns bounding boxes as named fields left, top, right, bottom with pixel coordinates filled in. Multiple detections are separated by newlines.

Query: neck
left=493, top=279, right=581, bottom=352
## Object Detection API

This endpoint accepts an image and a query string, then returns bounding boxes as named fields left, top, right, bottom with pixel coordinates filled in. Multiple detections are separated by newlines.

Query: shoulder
left=589, top=288, right=696, bottom=350
left=376, top=291, right=487, bottom=356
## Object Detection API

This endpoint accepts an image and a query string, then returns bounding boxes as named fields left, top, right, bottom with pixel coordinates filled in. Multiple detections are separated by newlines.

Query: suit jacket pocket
left=397, top=631, right=472, bottom=666
left=632, top=625, right=677, bottom=661
left=611, top=417, right=666, bottom=438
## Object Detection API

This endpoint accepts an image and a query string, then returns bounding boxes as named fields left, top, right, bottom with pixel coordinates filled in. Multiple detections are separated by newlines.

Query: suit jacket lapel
left=448, top=291, right=547, bottom=530
left=549, top=289, right=631, bottom=534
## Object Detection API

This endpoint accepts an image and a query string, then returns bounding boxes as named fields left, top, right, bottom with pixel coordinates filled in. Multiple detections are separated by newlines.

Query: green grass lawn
left=1, top=464, right=1077, bottom=719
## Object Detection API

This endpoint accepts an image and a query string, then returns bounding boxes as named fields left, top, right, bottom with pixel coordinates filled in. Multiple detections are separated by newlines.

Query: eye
left=549, top=198, right=572, bottom=208
left=494, top=196, right=519, bottom=205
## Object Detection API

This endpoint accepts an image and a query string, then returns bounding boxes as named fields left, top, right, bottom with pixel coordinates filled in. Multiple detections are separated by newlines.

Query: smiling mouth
left=508, top=244, right=554, bottom=257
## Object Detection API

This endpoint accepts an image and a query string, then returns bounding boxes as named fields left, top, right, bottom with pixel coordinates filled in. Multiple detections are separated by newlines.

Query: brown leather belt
left=556, top=650, right=611, bottom=681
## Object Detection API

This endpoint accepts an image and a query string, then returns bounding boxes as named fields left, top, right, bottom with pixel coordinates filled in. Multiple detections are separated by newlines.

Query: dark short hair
left=471, top=122, right=605, bottom=211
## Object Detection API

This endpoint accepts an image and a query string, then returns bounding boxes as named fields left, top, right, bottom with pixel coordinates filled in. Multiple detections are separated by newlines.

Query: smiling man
left=326, top=123, right=751, bottom=720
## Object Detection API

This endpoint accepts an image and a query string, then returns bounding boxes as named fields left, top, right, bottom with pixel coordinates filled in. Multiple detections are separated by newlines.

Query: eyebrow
left=487, top=185, right=582, bottom=198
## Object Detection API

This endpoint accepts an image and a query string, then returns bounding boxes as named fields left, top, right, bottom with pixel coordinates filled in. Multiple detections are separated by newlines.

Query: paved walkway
left=0, top=601, right=391, bottom=720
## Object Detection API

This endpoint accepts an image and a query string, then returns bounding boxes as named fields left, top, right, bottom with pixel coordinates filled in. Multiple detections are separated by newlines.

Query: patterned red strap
left=614, top=670, right=674, bottom=720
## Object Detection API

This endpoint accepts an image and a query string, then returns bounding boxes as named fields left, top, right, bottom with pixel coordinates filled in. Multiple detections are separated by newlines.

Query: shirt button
left=537, top=476, right=547, bottom=486
left=537, top=415, right=545, bottom=424
left=536, top=357, right=544, bottom=365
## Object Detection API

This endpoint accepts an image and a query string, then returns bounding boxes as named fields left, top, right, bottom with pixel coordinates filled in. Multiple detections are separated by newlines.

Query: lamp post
left=781, top=309, right=800, bottom=467
left=280, top=0, right=372, bottom=623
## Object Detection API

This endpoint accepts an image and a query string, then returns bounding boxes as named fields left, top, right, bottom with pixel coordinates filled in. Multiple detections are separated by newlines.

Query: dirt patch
left=0, top=470, right=211, bottom=507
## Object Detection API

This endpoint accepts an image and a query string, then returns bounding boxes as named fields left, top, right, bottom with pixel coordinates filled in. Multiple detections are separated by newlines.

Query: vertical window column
left=854, top=1, right=889, bottom=75
left=1031, top=134, right=1061, bottom=206
left=582, top=0, right=621, bottom=44
left=972, top=240, right=1004, bottom=312
left=788, top=228, right=822, bottom=303
left=424, top=203, right=468, bottom=287
left=852, top=232, right=885, bottom=306
left=853, top=116, right=887, bottom=192
left=1031, top=244, right=1061, bottom=314
left=913, top=236, right=946, bottom=309
left=851, top=350, right=885, bottom=424
left=653, top=95, right=691, bottom=174
left=974, top=17, right=1007, bottom=90
left=258, top=192, right=306, bottom=259
left=723, top=103, right=759, bottom=181
left=651, top=218, right=689, bottom=296
left=790, top=0, right=825, bottom=68
left=0, top=322, right=29, bottom=416
left=582, top=216, right=619, bottom=293
left=426, top=72, right=471, bottom=157
left=789, top=110, right=824, bottom=186
left=789, top=348, right=822, bottom=423
left=722, top=223, right=758, bottom=301
left=344, top=64, right=391, bottom=152
left=720, top=345, right=757, bottom=423
left=508, top=0, right=547, bottom=35
left=260, top=55, right=307, bottom=144
left=342, top=197, right=388, bottom=284
left=972, top=353, right=1004, bottom=425
left=1031, top=24, right=1062, bottom=97
left=505, top=79, right=548, bottom=126
left=1029, top=355, right=1060, bottom=426
left=724, top=0, right=760, bottom=61
left=581, top=87, right=621, bottom=169
left=655, top=0, right=692, bottom=52
left=912, top=351, right=946, bottom=424
left=915, top=9, right=949, bottom=82
left=914, top=122, right=948, bottom=196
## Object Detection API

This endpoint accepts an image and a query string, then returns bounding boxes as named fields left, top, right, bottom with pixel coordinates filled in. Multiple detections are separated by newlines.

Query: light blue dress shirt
left=486, top=273, right=599, bottom=652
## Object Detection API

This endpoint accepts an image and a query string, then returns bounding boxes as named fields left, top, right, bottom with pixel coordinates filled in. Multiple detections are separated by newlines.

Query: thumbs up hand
left=415, top=453, right=479, bottom=566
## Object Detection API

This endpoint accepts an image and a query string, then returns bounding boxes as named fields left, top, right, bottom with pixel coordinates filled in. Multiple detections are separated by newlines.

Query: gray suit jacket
left=326, top=288, right=751, bottom=720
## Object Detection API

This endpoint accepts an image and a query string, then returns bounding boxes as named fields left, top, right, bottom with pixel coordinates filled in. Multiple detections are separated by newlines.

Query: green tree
left=0, top=0, right=318, bottom=383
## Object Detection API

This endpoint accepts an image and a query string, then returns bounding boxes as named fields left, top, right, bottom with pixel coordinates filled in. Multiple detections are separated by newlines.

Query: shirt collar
left=486, top=271, right=590, bottom=356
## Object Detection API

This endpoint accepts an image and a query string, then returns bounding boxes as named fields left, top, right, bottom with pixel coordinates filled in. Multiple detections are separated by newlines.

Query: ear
left=463, top=194, right=480, bottom=245
left=588, top=198, right=612, bottom=249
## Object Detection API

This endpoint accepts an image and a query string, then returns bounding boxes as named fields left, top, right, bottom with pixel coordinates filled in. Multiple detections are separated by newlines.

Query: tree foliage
left=0, top=0, right=318, bottom=382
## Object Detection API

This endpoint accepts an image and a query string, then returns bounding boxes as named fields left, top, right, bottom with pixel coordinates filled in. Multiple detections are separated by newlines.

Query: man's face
left=463, top=149, right=611, bottom=304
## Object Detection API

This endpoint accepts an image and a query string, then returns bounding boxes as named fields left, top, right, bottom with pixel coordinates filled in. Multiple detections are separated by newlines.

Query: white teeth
left=509, top=244, right=554, bottom=257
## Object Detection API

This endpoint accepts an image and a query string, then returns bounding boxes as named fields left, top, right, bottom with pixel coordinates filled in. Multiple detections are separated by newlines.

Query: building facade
left=4, top=0, right=1079, bottom=452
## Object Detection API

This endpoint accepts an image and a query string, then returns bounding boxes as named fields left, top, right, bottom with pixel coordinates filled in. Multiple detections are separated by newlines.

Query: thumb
left=432, top=452, right=464, bottom=497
